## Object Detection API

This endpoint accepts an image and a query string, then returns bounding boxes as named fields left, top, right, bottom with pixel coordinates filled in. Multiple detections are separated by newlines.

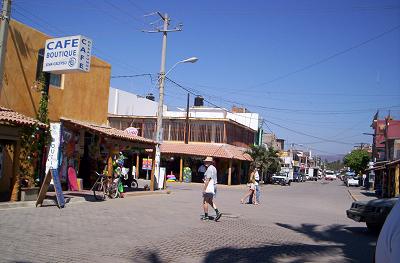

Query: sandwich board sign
left=43, top=35, right=92, bottom=73
left=36, top=169, right=65, bottom=209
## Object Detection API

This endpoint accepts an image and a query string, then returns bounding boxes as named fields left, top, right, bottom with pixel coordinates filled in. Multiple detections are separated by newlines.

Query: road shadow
left=361, top=192, right=377, bottom=197
left=202, top=223, right=376, bottom=263
left=275, top=223, right=376, bottom=262
left=204, top=243, right=336, bottom=263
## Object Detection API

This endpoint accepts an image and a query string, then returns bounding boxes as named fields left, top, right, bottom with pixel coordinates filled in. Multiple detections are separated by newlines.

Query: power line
left=264, top=119, right=354, bottom=145
left=171, top=79, right=400, bottom=98
left=168, top=77, right=400, bottom=115
left=233, top=24, right=400, bottom=91
left=165, top=77, right=262, bottom=122
left=104, top=0, right=145, bottom=25
left=126, top=0, right=149, bottom=15
left=12, top=3, right=146, bottom=74
left=166, top=77, right=362, bottom=147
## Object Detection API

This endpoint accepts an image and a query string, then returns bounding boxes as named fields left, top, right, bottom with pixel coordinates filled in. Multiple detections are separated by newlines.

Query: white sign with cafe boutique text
left=43, top=35, right=92, bottom=73
left=45, top=123, right=62, bottom=175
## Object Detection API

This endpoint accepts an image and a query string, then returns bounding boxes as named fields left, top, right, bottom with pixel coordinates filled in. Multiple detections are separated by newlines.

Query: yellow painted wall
left=0, top=20, right=111, bottom=125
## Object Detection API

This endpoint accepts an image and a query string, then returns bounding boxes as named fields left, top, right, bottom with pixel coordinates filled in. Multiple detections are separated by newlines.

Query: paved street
left=0, top=180, right=376, bottom=263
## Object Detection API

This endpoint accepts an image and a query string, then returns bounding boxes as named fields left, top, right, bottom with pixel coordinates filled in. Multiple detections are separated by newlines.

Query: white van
left=325, top=170, right=336, bottom=180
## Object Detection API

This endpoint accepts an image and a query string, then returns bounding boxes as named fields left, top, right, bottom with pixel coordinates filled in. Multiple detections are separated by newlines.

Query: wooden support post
left=228, top=159, right=232, bottom=186
left=238, top=161, right=242, bottom=185
left=136, top=154, right=139, bottom=178
left=107, top=156, right=113, bottom=177
left=150, top=147, right=156, bottom=191
left=395, top=164, right=399, bottom=197
left=179, top=157, right=183, bottom=182
left=223, top=122, right=227, bottom=144
left=10, top=141, right=21, bottom=201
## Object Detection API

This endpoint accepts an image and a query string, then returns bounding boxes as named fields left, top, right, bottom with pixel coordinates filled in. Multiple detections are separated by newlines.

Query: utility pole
left=184, top=93, right=190, bottom=144
left=143, top=12, right=181, bottom=190
left=385, top=116, right=390, bottom=161
left=0, top=0, right=11, bottom=95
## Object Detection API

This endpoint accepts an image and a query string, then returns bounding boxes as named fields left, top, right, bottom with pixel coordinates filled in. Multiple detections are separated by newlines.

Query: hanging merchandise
left=183, top=166, right=192, bottom=183
left=88, top=135, right=100, bottom=159
left=60, top=156, right=68, bottom=182
left=67, top=166, right=79, bottom=191
left=113, top=152, right=127, bottom=196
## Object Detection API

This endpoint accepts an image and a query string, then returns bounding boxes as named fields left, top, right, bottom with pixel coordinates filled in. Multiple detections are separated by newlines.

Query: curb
left=348, top=189, right=357, bottom=201
left=124, top=190, right=171, bottom=197
left=0, top=190, right=171, bottom=210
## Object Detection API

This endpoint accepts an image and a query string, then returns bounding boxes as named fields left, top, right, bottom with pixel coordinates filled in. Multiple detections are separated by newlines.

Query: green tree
left=245, top=145, right=281, bottom=176
left=326, top=160, right=344, bottom=171
left=343, top=149, right=370, bottom=175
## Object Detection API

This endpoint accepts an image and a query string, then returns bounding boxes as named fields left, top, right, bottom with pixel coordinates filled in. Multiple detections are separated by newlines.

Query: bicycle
left=91, top=172, right=119, bottom=200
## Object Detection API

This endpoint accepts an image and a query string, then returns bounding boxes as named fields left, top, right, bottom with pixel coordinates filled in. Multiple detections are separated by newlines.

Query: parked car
left=272, top=172, right=291, bottom=186
left=347, top=177, right=359, bottom=187
left=346, top=197, right=398, bottom=232
left=325, top=170, right=336, bottom=180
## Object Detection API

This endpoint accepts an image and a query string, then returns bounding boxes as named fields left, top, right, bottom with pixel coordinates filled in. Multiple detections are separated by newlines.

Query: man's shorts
left=203, top=186, right=217, bottom=198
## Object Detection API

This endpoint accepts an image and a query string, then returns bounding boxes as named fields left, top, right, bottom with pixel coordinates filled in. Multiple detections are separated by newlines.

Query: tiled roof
left=0, top=107, right=47, bottom=128
left=61, top=118, right=156, bottom=145
left=160, top=142, right=252, bottom=161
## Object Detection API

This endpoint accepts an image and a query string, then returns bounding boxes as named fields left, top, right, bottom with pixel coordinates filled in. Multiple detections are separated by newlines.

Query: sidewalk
left=347, top=187, right=377, bottom=202
left=0, top=187, right=170, bottom=210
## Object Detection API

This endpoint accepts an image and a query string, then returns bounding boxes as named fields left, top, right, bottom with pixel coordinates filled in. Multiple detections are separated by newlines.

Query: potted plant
left=18, top=125, right=44, bottom=201
left=18, top=75, right=50, bottom=201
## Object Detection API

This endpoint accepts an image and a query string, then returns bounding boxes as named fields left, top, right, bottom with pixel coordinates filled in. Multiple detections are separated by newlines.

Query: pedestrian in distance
left=248, top=168, right=261, bottom=204
left=241, top=167, right=259, bottom=205
left=198, top=164, right=206, bottom=180
left=201, top=156, right=222, bottom=222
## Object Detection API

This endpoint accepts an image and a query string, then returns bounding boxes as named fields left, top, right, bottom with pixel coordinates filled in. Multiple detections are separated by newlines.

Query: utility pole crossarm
left=143, top=29, right=182, bottom=33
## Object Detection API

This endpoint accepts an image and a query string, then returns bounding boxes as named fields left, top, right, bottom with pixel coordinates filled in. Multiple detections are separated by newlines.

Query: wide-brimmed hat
left=204, top=156, right=214, bottom=163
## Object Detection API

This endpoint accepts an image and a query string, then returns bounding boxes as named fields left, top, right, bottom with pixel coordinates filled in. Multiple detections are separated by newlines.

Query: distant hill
left=319, top=154, right=345, bottom=162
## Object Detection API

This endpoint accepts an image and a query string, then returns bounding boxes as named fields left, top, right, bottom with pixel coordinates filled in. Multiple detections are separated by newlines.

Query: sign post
left=142, top=157, right=153, bottom=180
left=36, top=169, right=65, bottom=208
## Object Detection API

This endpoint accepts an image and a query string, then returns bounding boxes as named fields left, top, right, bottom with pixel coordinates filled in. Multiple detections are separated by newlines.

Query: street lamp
left=153, top=56, right=198, bottom=189
left=165, top=57, right=198, bottom=76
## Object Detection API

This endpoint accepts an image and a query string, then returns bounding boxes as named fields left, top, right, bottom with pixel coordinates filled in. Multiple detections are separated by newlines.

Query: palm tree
left=245, top=145, right=281, bottom=182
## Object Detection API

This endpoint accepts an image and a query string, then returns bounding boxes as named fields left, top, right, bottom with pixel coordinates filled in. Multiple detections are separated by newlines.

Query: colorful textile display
left=166, top=172, right=177, bottom=182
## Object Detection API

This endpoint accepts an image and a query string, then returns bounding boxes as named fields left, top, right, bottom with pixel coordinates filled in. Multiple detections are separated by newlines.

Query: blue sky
left=12, top=0, right=400, bottom=156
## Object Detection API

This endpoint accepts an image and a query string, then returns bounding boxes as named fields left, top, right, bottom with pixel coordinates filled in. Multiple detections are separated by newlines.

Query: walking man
left=202, top=156, right=222, bottom=221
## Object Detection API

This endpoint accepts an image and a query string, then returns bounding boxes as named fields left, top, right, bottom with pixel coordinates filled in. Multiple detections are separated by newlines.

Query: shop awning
left=160, top=142, right=252, bottom=161
left=388, top=159, right=400, bottom=167
left=61, top=118, right=156, bottom=146
left=0, top=107, right=47, bottom=128
left=365, top=166, right=386, bottom=172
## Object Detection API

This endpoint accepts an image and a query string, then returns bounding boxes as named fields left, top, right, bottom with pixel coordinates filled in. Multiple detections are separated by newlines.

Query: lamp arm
left=164, top=61, right=181, bottom=77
